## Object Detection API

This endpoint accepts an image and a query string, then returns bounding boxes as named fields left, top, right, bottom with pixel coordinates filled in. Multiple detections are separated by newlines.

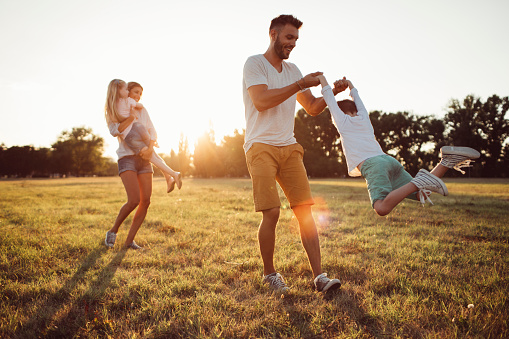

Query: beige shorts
left=245, top=143, right=314, bottom=212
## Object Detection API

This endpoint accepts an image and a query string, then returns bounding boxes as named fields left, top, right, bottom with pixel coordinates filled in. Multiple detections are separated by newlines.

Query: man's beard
left=274, top=35, right=289, bottom=60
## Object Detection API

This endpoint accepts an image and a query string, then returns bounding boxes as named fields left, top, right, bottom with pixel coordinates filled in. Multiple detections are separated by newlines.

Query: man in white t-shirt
left=242, top=14, right=345, bottom=294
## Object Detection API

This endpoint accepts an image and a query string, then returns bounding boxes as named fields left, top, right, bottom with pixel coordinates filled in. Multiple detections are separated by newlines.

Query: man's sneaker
left=440, top=146, right=480, bottom=174
left=127, top=241, right=143, bottom=250
left=314, top=273, right=341, bottom=293
left=263, top=273, right=290, bottom=294
left=105, top=231, right=116, bottom=248
left=411, top=169, right=448, bottom=205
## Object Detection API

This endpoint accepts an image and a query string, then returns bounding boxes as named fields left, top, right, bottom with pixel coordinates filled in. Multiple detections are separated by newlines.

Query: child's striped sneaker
left=440, top=146, right=480, bottom=174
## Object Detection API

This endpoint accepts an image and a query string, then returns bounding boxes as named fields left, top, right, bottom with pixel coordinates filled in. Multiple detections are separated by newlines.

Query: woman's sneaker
left=314, top=273, right=341, bottom=293
left=104, top=231, right=116, bottom=248
left=263, top=272, right=290, bottom=294
left=411, top=169, right=448, bottom=205
left=440, top=146, right=480, bottom=174
left=127, top=241, right=143, bottom=250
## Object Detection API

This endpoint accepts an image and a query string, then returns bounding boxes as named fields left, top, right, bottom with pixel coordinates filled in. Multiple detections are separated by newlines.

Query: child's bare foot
left=166, top=176, right=176, bottom=193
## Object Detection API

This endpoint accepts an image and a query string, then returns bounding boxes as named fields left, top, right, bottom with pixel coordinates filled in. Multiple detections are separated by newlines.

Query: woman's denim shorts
left=118, top=155, right=153, bottom=176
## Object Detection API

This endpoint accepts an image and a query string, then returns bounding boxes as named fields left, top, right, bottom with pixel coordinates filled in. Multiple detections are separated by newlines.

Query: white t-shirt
left=116, top=97, right=138, bottom=138
left=108, top=107, right=157, bottom=160
left=242, top=54, right=307, bottom=153
left=321, top=85, right=385, bottom=177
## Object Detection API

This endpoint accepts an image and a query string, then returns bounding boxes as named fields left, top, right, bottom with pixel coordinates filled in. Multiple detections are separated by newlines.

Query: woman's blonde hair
left=104, top=79, right=126, bottom=124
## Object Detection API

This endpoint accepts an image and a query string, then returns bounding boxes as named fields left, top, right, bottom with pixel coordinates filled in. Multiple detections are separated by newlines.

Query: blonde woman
left=103, top=79, right=180, bottom=249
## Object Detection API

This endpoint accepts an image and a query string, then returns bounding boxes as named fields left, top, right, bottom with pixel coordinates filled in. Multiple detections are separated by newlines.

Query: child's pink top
left=116, top=97, right=138, bottom=138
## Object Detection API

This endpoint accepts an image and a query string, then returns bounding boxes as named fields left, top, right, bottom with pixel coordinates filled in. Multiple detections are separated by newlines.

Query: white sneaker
left=126, top=241, right=143, bottom=250
left=263, top=273, right=290, bottom=294
left=314, top=273, right=341, bottom=293
left=411, top=169, right=448, bottom=205
left=440, top=146, right=480, bottom=174
left=104, top=231, right=116, bottom=248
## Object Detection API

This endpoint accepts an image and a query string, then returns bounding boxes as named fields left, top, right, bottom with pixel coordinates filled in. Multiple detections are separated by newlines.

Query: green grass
left=1, top=177, right=508, bottom=338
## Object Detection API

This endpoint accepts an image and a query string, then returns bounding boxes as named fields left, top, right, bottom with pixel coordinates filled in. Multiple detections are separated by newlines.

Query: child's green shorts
left=360, top=154, right=418, bottom=208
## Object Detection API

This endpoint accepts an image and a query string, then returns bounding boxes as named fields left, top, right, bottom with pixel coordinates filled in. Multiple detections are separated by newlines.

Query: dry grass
left=1, top=177, right=508, bottom=338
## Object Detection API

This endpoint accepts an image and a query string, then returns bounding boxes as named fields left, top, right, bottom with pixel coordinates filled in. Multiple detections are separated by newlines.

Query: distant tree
left=220, top=129, right=248, bottom=177
left=193, top=129, right=225, bottom=177
left=445, top=94, right=509, bottom=177
left=295, top=108, right=346, bottom=177
left=1, top=146, right=35, bottom=177
left=51, top=126, right=105, bottom=176
left=370, top=111, right=446, bottom=175
left=156, top=149, right=182, bottom=178
left=178, top=133, right=192, bottom=177
left=92, top=156, right=118, bottom=177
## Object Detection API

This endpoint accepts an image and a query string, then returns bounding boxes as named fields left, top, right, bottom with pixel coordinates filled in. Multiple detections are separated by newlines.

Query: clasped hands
left=302, top=72, right=348, bottom=94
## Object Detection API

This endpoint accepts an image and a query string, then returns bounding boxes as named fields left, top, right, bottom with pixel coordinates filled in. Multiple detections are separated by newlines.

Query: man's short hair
left=269, top=15, right=303, bottom=32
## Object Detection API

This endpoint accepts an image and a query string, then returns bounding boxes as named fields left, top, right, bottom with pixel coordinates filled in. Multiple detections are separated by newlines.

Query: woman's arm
left=139, top=140, right=155, bottom=160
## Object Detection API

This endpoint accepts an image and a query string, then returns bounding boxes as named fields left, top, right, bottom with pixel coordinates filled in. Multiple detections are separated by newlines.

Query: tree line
left=1, top=94, right=508, bottom=178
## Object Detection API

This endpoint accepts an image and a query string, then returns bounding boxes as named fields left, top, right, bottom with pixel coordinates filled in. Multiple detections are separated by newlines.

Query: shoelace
left=418, top=189, right=433, bottom=206
left=453, top=159, right=474, bottom=174
left=267, top=274, right=287, bottom=289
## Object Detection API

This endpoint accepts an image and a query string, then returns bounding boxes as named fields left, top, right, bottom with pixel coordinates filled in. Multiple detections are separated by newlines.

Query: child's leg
left=430, top=163, right=448, bottom=178
left=124, top=125, right=148, bottom=155
left=373, top=182, right=419, bottom=216
left=150, top=152, right=182, bottom=190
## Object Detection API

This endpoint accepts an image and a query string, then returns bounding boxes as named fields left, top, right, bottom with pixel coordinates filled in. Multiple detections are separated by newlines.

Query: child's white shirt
left=321, top=85, right=385, bottom=177
left=116, top=97, right=138, bottom=139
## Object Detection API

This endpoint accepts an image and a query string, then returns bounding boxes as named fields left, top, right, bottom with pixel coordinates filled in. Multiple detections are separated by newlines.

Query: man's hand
left=301, top=71, right=323, bottom=88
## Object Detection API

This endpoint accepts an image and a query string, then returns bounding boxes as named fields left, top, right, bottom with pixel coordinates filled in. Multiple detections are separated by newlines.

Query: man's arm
left=247, top=72, right=322, bottom=112
left=297, top=77, right=348, bottom=116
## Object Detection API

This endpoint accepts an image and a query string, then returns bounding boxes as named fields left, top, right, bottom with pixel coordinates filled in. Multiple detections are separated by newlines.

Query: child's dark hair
left=269, top=15, right=303, bottom=32
left=338, top=100, right=357, bottom=114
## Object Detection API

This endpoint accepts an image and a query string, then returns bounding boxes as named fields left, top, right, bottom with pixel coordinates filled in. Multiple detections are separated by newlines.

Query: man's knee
left=261, top=207, right=280, bottom=226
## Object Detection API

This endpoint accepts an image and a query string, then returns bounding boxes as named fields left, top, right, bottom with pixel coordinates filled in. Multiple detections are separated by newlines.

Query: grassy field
left=0, top=177, right=508, bottom=338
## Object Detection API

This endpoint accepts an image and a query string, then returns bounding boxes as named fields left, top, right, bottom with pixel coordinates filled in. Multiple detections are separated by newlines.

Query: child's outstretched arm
left=346, top=80, right=368, bottom=115
left=317, top=74, right=329, bottom=88
left=319, top=75, right=348, bottom=128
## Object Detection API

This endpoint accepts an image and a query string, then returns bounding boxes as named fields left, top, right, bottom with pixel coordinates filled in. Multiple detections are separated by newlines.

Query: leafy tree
left=294, top=108, right=346, bottom=177
left=178, top=133, right=192, bottom=177
left=220, top=129, right=249, bottom=177
left=51, top=126, right=105, bottom=176
left=193, top=129, right=225, bottom=178
left=1, top=146, right=35, bottom=177
left=445, top=94, right=509, bottom=177
left=370, top=111, right=446, bottom=175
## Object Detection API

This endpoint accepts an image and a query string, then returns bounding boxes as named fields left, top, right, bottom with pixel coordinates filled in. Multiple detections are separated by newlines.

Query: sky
left=1, top=0, right=508, bottom=159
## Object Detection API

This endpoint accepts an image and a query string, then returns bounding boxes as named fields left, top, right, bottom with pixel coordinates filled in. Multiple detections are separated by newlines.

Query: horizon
left=1, top=0, right=508, bottom=159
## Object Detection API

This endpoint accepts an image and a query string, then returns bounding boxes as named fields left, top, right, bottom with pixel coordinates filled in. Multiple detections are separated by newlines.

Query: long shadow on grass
left=45, top=249, right=127, bottom=338
left=12, top=246, right=125, bottom=338
left=324, top=288, right=387, bottom=338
